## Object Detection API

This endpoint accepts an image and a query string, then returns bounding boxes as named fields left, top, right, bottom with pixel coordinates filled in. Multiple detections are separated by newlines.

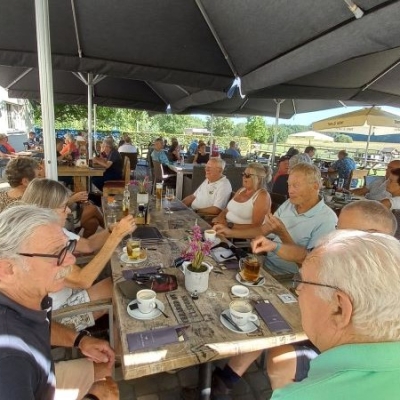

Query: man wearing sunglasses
left=211, top=200, right=397, bottom=400
left=0, top=205, right=118, bottom=400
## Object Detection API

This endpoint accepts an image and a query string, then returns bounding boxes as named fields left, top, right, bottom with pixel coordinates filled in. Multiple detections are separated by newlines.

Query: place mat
left=255, top=301, right=292, bottom=334
left=166, top=293, right=204, bottom=324
left=132, top=226, right=163, bottom=240
left=162, top=200, right=187, bottom=211
left=122, top=266, right=162, bottom=280
left=127, top=325, right=188, bottom=352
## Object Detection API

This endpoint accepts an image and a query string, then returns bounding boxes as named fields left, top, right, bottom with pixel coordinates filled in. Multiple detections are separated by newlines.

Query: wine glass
left=165, top=187, right=175, bottom=214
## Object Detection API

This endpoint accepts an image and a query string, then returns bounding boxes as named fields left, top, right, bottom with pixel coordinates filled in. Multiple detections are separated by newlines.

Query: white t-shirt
left=365, top=177, right=388, bottom=200
left=192, top=176, right=232, bottom=211
left=118, top=144, right=137, bottom=153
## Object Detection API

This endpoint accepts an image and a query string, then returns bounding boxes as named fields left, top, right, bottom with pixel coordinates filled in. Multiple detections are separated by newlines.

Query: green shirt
left=272, top=342, right=400, bottom=400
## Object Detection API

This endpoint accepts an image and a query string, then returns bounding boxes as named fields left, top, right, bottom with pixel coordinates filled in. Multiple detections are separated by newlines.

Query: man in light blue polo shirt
left=215, top=163, right=337, bottom=275
left=272, top=230, right=400, bottom=400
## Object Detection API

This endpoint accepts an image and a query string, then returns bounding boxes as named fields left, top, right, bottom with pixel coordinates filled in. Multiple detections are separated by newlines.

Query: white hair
left=0, top=205, right=59, bottom=263
left=209, top=157, right=226, bottom=171
left=313, top=230, right=400, bottom=341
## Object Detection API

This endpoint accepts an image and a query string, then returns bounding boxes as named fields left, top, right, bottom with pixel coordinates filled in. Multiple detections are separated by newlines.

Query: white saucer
left=120, top=250, right=148, bottom=264
left=231, top=285, right=250, bottom=297
left=220, top=309, right=260, bottom=333
left=235, top=273, right=265, bottom=287
left=126, top=299, right=165, bottom=320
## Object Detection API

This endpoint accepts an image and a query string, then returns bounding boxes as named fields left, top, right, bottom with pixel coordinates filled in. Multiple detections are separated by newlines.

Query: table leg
left=176, top=171, right=184, bottom=200
left=73, top=176, right=87, bottom=192
left=198, top=362, right=212, bottom=400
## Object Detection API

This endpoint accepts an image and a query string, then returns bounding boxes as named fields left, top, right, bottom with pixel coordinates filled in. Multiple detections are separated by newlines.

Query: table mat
left=127, top=325, right=188, bottom=352
left=255, top=301, right=292, bottom=333
left=166, top=292, right=204, bottom=324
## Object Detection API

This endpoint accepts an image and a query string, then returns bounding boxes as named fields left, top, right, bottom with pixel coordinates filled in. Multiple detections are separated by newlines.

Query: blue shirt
left=272, top=342, right=400, bottom=400
left=265, top=198, right=337, bottom=274
left=188, top=141, right=198, bottom=155
left=225, top=148, right=241, bottom=159
left=331, top=157, right=356, bottom=182
left=151, top=149, right=172, bottom=166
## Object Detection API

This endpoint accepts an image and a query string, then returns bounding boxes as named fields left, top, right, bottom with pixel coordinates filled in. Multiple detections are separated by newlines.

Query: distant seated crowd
left=1, top=137, right=400, bottom=399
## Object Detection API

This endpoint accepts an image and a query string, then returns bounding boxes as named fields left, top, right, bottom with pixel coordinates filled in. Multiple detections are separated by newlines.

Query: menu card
left=255, top=301, right=292, bottom=333
left=127, top=325, right=188, bottom=352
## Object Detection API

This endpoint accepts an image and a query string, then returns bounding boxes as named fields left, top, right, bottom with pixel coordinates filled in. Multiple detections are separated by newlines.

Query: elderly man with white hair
left=272, top=230, right=400, bottom=399
left=182, top=157, right=232, bottom=216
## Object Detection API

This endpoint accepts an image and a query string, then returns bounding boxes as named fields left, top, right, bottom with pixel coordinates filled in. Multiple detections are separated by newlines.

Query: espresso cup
left=136, top=289, right=156, bottom=314
left=204, top=229, right=217, bottom=242
left=239, top=255, right=261, bottom=282
left=229, top=300, right=258, bottom=327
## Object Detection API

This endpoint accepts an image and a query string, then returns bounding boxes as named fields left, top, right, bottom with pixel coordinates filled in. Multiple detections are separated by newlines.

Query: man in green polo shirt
left=272, top=230, right=400, bottom=399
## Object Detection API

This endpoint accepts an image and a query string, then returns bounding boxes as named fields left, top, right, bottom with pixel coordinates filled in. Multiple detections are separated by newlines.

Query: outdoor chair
left=225, top=166, right=247, bottom=192
left=103, top=157, right=130, bottom=197
left=120, top=152, right=138, bottom=173
left=346, top=169, right=369, bottom=190
left=270, top=192, right=288, bottom=213
left=152, top=161, right=174, bottom=193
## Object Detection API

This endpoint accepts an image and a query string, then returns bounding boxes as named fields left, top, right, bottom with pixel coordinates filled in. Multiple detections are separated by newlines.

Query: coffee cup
left=204, top=229, right=217, bottom=242
left=136, top=289, right=156, bottom=314
left=126, top=238, right=141, bottom=260
left=229, top=300, right=258, bottom=327
left=239, top=255, right=261, bottom=282
left=324, top=193, right=333, bottom=203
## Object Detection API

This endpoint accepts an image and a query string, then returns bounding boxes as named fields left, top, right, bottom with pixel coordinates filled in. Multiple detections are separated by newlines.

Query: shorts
left=294, top=340, right=320, bottom=382
left=57, top=289, right=95, bottom=331
left=55, top=358, right=94, bottom=400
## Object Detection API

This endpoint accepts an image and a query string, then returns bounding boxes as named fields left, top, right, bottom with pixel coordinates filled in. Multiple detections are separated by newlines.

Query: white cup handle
left=248, top=314, right=258, bottom=322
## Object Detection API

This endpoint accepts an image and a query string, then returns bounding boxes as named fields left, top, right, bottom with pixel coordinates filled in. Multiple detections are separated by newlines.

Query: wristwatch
left=73, top=329, right=91, bottom=348
left=227, top=222, right=234, bottom=229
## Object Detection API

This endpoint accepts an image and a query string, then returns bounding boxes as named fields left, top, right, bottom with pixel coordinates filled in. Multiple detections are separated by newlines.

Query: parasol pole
left=270, top=99, right=284, bottom=167
left=363, top=125, right=373, bottom=166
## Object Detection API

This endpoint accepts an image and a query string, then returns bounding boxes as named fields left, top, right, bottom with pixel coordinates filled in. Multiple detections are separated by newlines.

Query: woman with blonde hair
left=212, top=163, right=272, bottom=229
left=21, top=178, right=135, bottom=330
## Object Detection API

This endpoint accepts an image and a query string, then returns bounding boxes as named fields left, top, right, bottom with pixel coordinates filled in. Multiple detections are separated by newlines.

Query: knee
left=266, top=345, right=297, bottom=390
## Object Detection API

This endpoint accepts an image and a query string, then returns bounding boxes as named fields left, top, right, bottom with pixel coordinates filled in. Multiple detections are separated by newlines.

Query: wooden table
left=57, top=165, right=105, bottom=191
left=168, top=163, right=195, bottom=200
left=111, top=198, right=306, bottom=395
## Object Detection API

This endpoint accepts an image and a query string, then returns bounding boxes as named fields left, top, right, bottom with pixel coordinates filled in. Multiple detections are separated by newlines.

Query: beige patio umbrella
left=289, top=130, right=334, bottom=144
left=312, top=107, right=400, bottom=163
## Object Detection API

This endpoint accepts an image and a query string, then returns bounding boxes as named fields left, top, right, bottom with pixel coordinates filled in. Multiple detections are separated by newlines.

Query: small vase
left=181, top=261, right=213, bottom=293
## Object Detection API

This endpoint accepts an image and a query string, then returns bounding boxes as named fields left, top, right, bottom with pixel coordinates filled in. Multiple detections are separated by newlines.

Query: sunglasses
left=18, top=240, right=77, bottom=266
left=242, top=172, right=256, bottom=179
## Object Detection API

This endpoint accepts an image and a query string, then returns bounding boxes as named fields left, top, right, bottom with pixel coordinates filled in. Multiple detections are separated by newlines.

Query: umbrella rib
left=194, top=0, right=238, bottom=77
left=70, top=0, right=83, bottom=58
left=5, top=68, right=33, bottom=90
left=144, top=82, right=169, bottom=105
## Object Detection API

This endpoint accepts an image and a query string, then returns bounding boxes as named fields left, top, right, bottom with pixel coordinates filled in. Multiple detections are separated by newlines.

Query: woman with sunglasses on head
left=212, top=163, right=272, bottom=230
left=21, top=178, right=136, bottom=330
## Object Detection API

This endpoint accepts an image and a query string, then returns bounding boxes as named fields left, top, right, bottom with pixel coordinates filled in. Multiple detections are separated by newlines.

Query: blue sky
left=231, top=105, right=400, bottom=126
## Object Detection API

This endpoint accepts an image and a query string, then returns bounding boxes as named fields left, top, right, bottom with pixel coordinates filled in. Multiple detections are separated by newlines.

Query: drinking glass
left=165, top=187, right=175, bottom=214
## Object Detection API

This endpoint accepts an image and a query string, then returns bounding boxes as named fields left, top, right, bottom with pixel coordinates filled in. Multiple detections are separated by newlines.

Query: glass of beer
left=126, top=238, right=141, bottom=260
left=156, top=183, right=163, bottom=200
left=239, top=255, right=261, bottom=283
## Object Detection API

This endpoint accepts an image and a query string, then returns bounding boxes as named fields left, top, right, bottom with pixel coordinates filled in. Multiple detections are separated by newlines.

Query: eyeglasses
left=292, top=273, right=341, bottom=291
left=242, top=172, right=256, bottom=179
left=18, top=240, right=77, bottom=266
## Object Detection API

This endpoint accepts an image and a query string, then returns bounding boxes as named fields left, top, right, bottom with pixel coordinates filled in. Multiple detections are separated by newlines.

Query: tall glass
left=165, top=187, right=175, bottom=214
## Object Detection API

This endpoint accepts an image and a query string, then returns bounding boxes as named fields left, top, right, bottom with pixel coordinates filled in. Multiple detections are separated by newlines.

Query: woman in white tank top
left=212, top=163, right=272, bottom=230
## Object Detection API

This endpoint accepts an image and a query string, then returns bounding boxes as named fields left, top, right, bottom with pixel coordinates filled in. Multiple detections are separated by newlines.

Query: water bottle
left=106, top=196, right=118, bottom=229
left=122, top=184, right=131, bottom=216
left=181, top=155, right=185, bottom=166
